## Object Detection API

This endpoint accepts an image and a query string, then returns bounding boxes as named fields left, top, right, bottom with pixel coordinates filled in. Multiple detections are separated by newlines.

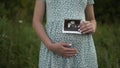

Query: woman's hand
left=48, top=42, right=77, bottom=58
left=78, top=21, right=96, bottom=34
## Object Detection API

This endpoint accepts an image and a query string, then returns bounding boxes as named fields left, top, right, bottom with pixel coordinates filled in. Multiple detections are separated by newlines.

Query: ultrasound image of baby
left=67, top=21, right=78, bottom=31
left=63, top=19, right=81, bottom=34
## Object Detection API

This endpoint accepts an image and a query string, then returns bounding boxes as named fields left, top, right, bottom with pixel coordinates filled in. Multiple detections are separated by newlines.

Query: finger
left=79, top=22, right=90, bottom=30
left=64, top=48, right=77, bottom=53
left=65, top=53, right=77, bottom=58
left=65, top=51, right=77, bottom=54
left=80, top=23, right=92, bottom=31
left=78, top=22, right=84, bottom=28
left=65, top=48, right=77, bottom=53
left=82, top=29, right=93, bottom=34
left=80, top=25, right=92, bottom=33
left=78, top=20, right=87, bottom=28
left=79, top=23, right=86, bottom=30
left=61, top=42, right=72, bottom=47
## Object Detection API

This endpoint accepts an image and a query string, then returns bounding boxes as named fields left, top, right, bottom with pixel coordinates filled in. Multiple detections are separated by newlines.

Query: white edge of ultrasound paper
left=62, top=20, right=83, bottom=34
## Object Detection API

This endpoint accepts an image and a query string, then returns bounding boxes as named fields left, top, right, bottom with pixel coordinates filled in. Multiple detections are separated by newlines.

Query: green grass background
left=0, top=18, right=120, bottom=68
left=0, top=0, right=120, bottom=67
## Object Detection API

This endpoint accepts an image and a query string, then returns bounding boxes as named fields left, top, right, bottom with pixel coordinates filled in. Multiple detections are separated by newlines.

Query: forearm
left=33, top=22, right=52, bottom=48
left=85, top=4, right=97, bottom=33
left=32, top=1, right=52, bottom=48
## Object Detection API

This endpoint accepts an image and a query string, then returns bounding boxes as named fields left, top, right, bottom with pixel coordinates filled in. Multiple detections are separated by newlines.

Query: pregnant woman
left=33, top=0, right=98, bottom=68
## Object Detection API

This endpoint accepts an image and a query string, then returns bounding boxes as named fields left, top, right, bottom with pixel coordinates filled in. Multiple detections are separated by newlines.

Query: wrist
left=45, top=42, right=55, bottom=51
left=90, top=20, right=96, bottom=33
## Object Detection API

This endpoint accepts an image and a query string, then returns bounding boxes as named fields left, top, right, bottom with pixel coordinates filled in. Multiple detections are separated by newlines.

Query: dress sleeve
left=87, top=0, right=95, bottom=4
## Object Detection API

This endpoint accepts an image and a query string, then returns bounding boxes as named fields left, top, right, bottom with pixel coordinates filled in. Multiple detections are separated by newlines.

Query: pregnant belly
left=45, top=21, right=91, bottom=43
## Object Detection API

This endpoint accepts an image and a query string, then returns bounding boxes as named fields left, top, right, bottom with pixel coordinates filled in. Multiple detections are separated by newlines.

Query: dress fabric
left=39, top=0, right=98, bottom=68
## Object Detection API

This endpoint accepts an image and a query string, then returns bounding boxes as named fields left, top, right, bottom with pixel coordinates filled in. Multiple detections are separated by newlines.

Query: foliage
left=0, top=17, right=120, bottom=68
left=0, top=0, right=120, bottom=68
left=93, top=23, right=120, bottom=68
left=0, top=0, right=119, bottom=24
left=0, top=0, right=35, bottom=22
left=0, top=18, right=40, bottom=68
left=94, top=0, right=120, bottom=23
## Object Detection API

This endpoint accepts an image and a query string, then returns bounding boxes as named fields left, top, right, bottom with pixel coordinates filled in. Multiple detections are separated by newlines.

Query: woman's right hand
left=47, top=42, right=78, bottom=58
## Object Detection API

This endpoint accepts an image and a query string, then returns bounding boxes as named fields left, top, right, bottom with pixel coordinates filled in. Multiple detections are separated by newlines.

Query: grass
left=93, top=23, right=120, bottom=68
left=0, top=18, right=120, bottom=68
left=0, top=18, right=40, bottom=68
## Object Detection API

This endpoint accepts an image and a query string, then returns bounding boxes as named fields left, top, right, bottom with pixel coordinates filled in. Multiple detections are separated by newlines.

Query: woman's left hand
left=78, top=21, right=96, bottom=34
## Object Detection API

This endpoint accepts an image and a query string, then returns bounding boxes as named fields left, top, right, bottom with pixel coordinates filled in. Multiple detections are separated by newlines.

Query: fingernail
left=78, top=29, right=81, bottom=31
left=82, top=32, right=85, bottom=34
left=81, top=21, right=84, bottom=23
left=75, top=54, right=77, bottom=56
left=79, top=30, right=82, bottom=33
left=69, top=44, right=72, bottom=46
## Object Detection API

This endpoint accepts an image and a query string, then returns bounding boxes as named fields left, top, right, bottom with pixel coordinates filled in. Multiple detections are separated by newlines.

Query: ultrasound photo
left=62, top=19, right=82, bottom=34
